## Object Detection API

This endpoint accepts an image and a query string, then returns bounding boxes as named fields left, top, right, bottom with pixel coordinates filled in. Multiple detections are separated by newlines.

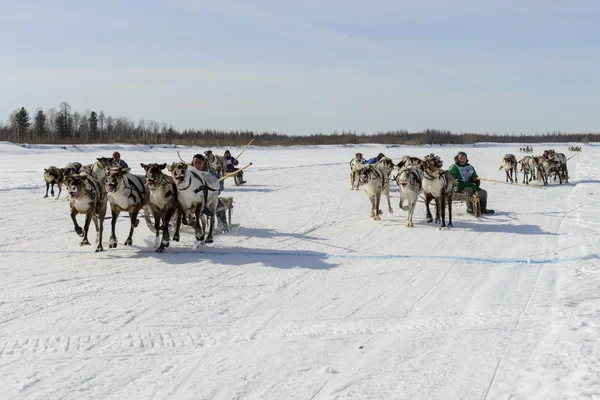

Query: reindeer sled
left=143, top=196, right=237, bottom=237
left=143, top=162, right=251, bottom=243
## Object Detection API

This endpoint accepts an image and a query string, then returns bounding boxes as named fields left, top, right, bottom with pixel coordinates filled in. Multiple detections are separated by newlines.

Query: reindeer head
left=104, top=167, right=131, bottom=193
left=379, top=157, right=394, bottom=171
left=168, top=161, right=189, bottom=187
left=141, top=163, right=167, bottom=189
left=422, top=153, right=443, bottom=172
left=43, top=166, right=63, bottom=181
left=65, top=173, right=89, bottom=198
left=95, top=157, right=115, bottom=169
left=396, top=167, right=421, bottom=188
left=358, top=164, right=374, bottom=186
left=204, top=150, right=215, bottom=162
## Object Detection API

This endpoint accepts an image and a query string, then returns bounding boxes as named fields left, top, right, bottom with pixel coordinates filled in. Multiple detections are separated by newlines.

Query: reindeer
left=204, top=150, right=227, bottom=177
left=168, top=162, right=220, bottom=246
left=357, top=163, right=393, bottom=221
left=349, top=152, right=366, bottom=190
left=141, top=163, right=183, bottom=253
left=394, top=166, right=423, bottom=227
left=396, top=155, right=423, bottom=171
left=499, top=154, right=518, bottom=183
left=81, top=157, right=116, bottom=184
left=547, top=149, right=568, bottom=183
left=43, top=167, right=65, bottom=199
left=64, top=172, right=107, bottom=252
left=518, top=156, right=535, bottom=184
left=104, top=167, right=148, bottom=248
left=422, top=154, right=454, bottom=229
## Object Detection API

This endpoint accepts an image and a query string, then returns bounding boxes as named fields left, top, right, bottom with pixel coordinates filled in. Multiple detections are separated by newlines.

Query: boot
left=480, top=198, right=494, bottom=215
left=466, top=201, right=474, bottom=215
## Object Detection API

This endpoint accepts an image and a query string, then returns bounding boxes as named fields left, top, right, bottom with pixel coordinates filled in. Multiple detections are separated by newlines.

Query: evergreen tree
left=34, top=109, right=47, bottom=138
left=89, top=111, right=98, bottom=138
left=55, top=102, right=72, bottom=138
left=12, top=107, right=31, bottom=137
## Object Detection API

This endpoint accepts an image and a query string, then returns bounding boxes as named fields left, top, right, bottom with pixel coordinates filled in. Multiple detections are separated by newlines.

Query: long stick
left=566, top=152, right=580, bottom=162
left=218, top=162, right=252, bottom=181
left=235, top=138, right=255, bottom=160
left=479, top=177, right=547, bottom=189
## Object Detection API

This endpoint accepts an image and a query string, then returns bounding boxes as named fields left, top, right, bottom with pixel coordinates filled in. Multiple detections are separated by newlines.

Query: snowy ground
left=0, top=141, right=599, bottom=400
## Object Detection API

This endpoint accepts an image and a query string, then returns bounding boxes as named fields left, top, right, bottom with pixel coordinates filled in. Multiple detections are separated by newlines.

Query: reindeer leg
left=81, top=210, right=93, bottom=246
left=374, top=194, right=382, bottom=221
left=447, top=195, right=453, bottom=228
left=51, top=182, right=55, bottom=197
left=109, top=206, right=120, bottom=248
left=439, top=197, right=447, bottom=229
left=56, top=182, right=62, bottom=200
left=194, top=205, right=204, bottom=246
left=386, top=187, right=393, bottom=214
left=95, top=207, right=105, bottom=252
left=434, top=199, right=441, bottom=224
left=158, top=209, right=175, bottom=252
left=425, top=196, right=433, bottom=223
left=153, top=211, right=161, bottom=247
left=406, top=198, right=415, bottom=227
left=44, top=182, right=49, bottom=198
left=173, top=208, right=181, bottom=242
left=124, top=209, right=139, bottom=246
left=71, top=207, right=83, bottom=237
left=369, top=196, right=376, bottom=218
left=206, top=211, right=215, bottom=244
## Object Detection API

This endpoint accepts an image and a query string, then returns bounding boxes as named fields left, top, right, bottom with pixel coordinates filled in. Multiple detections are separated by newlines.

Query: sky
left=1, top=0, right=599, bottom=135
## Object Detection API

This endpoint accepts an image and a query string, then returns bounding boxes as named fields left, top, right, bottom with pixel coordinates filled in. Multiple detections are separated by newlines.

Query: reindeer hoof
left=156, top=247, right=165, bottom=253
left=374, top=215, right=381, bottom=221
left=95, top=246, right=104, bottom=252
left=109, top=242, right=117, bottom=249
left=43, top=194, right=48, bottom=198
left=75, top=227, right=84, bottom=237
left=80, top=239, right=90, bottom=246
left=172, top=235, right=180, bottom=242
left=124, top=238, right=133, bottom=246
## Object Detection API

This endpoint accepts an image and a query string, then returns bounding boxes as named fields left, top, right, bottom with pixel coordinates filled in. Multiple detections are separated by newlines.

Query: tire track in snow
left=15, top=258, right=250, bottom=397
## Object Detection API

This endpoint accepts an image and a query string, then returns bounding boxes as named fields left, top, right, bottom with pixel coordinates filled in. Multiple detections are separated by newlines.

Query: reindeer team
left=45, top=151, right=243, bottom=253
left=350, top=147, right=570, bottom=228
left=44, top=145, right=572, bottom=251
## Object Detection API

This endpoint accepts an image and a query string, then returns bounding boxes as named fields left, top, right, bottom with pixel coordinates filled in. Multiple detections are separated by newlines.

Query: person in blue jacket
left=365, top=152, right=385, bottom=164
left=192, top=154, right=224, bottom=193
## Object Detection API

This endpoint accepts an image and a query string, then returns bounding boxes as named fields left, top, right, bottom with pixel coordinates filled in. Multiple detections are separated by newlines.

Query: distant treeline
left=2, top=102, right=598, bottom=146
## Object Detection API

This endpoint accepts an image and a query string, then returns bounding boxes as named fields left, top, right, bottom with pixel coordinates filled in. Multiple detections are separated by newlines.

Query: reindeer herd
left=350, top=148, right=571, bottom=229
left=43, top=151, right=240, bottom=253
left=500, top=149, right=569, bottom=186
left=350, top=153, right=456, bottom=229
left=42, top=146, right=574, bottom=251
